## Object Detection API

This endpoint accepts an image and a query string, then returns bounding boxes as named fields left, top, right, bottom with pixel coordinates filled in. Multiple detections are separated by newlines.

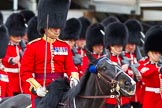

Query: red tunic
left=81, top=53, right=102, bottom=78
left=20, top=38, right=77, bottom=108
left=2, top=43, right=22, bottom=94
left=106, top=54, right=130, bottom=105
left=137, top=56, right=149, bottom=104
left=139, top=61, right=162, bottom=108
left=76, top=48, right=86, bottom=58
left=76, top=48, right=86, bottom=78
left=124, top=52, right=142, bottom=103
left=0, top=70, right=13, bottom=99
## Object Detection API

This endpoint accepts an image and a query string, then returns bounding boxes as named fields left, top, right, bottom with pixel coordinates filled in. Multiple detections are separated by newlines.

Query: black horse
left=37, top=52, right=136, bottom=108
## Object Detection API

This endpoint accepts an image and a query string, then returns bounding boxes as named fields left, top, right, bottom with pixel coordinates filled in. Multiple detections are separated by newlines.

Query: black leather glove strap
left=9, top=58, right=14, bottom=64
left=31, top=87, right=37, bottom=95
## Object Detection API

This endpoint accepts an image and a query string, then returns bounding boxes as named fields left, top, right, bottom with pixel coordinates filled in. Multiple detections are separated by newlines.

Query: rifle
left=158, top=55, right=162, bottom=68
left=120, top=52, right=141, bottom=77
left=71, top=47, right=82, bottom=65
left=19, top=40, right=26, bottom=57
left=135, top=46, right=143, bottom=61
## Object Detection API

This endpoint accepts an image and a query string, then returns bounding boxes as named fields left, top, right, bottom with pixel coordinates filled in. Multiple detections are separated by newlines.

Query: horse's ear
left=85, top=47, right=97, bottom=64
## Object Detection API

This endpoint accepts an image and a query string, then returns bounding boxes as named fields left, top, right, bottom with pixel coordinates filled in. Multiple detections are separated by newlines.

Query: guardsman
left=76, top=17, right=91, bottom=77
left=76, top=17, right=91, bottom=57
left=104, top=22, right=130, bottom=108
left=61, top=18, right=82, bottom=77
left=0, top=24, right=12, bottom=101
left=27, top=16, right=42, bottom=43
left=124, top=19, right=143, bottom=108
left=81, top=23, right=104, bottom=77
left=20, top=10, right=35, bottom=44
left=20, top=0, right=79, bottom=108
left=101, top=15, right=120, bottom=28
left=139, top=25, right=162, bottom=108
left=2, top=13, right=26, bottom=95
left=100, top=15, right=120, bottom=55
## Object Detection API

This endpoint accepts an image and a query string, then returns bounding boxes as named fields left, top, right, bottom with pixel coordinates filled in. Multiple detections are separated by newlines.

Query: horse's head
left=86, top=50, right=136, bottom=97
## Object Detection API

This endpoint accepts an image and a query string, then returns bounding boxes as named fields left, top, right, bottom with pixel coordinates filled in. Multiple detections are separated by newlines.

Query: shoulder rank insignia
left=28, top=38, right=41, bottom=45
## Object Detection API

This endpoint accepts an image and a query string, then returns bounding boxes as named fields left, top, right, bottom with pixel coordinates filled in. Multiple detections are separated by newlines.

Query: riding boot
left=130, top=102, right=142, bottom=108
left=105, top=103, right=116, bottom=108
left=34, top=97, right=42, bottom=108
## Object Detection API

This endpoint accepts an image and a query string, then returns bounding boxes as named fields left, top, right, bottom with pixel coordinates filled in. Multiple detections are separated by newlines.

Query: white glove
left=70, top=77, right=79, bottom=88
left=36, top=86, right=47, bottom=97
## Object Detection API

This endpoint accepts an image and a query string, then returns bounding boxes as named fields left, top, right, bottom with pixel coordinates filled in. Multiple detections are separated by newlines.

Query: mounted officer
left=20, top=0, right=79, bottom=108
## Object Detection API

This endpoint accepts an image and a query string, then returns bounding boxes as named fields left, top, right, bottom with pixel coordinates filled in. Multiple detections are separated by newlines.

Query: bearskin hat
left=27, top=16, right=42, bottom=42
left=0, top=11, right=3, bottom=25
left=0, top=25, right=9, bottom=58
left=105, top=22, right=128, bottom=49
left=5, top=13, right=26, bottom=37
left=86, top=23, right=104, bottom=52
left=62, top=18, right=82, bottom=40
left=78, top=17, right=91, bottom=39
left=37, top=0, right=71, bottom=34
left=144, top=25, right=162, bottom=54
left=20, top=10, right=35, bottom=23
left=101, top=16, right=120, bottom=27
left=125, top=19, right=143, bottom=45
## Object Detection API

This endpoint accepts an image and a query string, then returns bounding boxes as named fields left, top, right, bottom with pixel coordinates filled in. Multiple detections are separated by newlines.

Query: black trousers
left=105, top=103, right=131, bottom=108
left=130, top=102, right=142, bottom=108
left=34, top=97, right=42, bottom=108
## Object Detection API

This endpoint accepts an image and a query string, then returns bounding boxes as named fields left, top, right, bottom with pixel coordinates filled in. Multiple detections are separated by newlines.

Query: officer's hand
left=36, top=86, right=47, bottom=97
left=70, top=77, right=79, bottom=88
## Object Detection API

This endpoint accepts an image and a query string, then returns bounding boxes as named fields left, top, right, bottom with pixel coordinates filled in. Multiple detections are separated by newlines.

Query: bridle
left=59, top=57, right=123, bottom=108
left=79, top=57, right=123, bottom=99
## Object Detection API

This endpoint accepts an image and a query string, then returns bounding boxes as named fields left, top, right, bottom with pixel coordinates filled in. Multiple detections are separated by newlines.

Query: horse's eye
left=103, top=66, right=107, bottom=71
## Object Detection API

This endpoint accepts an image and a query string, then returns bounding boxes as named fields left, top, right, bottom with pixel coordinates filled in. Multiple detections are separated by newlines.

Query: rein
left=77, top=62, right=122, bottom=108
left=78, top=71, right=120, bottom=99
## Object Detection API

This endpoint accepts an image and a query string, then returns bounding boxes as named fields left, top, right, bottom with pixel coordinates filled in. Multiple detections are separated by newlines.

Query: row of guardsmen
left=0, top=0, right=162, bottom=108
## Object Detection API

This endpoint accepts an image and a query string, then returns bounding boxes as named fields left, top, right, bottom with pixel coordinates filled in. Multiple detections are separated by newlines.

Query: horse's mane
left=62, top=68, right=91, bottom=101
left=36, top=68, right=91, bottom=108
left=36, top=78, right=70, bottom=108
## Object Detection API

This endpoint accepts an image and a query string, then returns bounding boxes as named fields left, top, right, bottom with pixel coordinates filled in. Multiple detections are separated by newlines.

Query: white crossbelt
left=0, top=74, right=9, bottom=82
left=4, top=68, right=19, bottom=73
left=145, top=87, right=160, bottom=93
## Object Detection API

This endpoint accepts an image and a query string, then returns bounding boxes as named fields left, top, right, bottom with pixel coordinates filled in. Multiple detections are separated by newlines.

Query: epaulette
left=139, top=56, right=148, bottom=62
left=28, top=38, right=41, bottom=45
left=57, top=39, right=70, bottom=45
left=143, top=61, right=149, bottom=66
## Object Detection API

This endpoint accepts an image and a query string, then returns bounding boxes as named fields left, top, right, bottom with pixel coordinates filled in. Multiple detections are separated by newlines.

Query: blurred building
left=1, top=0, right=162, bottom=26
